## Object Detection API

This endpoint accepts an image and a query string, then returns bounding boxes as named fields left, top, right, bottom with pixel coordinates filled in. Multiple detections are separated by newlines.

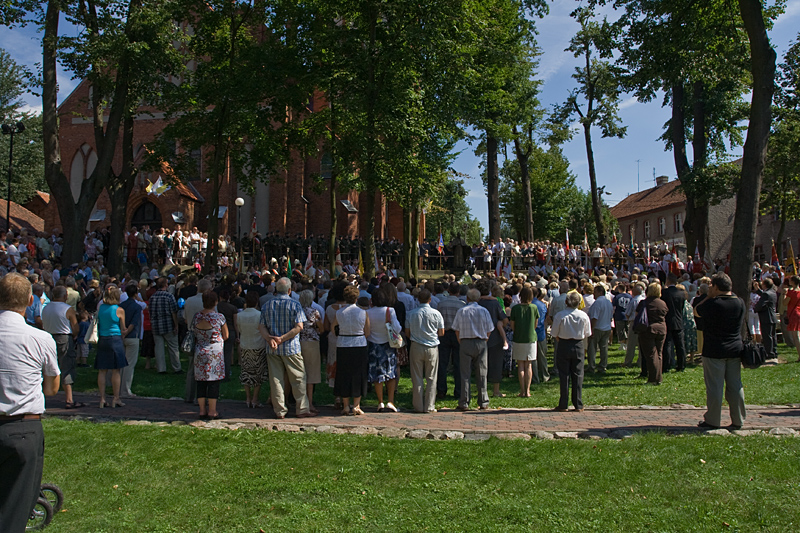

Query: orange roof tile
left=0, top=199, right=45, bottom=233
left=610, top=180, right=685, bottom=220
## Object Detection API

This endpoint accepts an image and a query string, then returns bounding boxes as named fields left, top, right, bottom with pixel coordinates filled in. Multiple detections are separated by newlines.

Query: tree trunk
left=364, top=186, right=377, bottom=279
left=670, top=83, right=700, bottom=257
left=328, top=166, right=338, bottom=272
left=402, top=206, right=413, bottom=277
left=486, top=134, right=501, bottom=241
left=512, top=128, right=534, bottom=243
left=41, top=1, right=92, bottom=264
left=691, top=81, right=710, bottom=261
left=583, top=123, right=606, bottom=246
left=106, top=114, right=136, bottom=277
left=731, top=0, right=776, bottom=301
left=411, top=207, right=420, bottom=279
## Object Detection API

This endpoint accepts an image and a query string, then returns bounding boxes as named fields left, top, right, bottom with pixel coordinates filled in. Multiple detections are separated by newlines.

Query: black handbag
left=741, top=332, right=768, bottom=369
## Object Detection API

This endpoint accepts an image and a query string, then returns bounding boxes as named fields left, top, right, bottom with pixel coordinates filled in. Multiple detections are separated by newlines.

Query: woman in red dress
left=784, top=275, right=800, bottom=362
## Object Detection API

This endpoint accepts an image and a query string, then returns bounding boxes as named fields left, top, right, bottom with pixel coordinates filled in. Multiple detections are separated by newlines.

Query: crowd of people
left=3, top=224, right=800, bottom=530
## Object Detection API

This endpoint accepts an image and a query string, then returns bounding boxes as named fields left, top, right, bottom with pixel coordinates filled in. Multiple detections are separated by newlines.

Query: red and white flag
left=304, top=246, right=313, bottom=272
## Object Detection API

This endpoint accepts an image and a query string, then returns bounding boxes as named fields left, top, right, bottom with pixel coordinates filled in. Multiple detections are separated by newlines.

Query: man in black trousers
left=0, top=273, right=61, bottom=532
left=661, top=273, right=687, bottom=371
left=754, top=278, right=778, bottom=359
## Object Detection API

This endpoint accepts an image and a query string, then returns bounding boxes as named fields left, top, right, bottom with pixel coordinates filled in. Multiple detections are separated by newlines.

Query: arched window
left=70, top=144, right=97, bottom=201
left=320, top=152, right=332, bottom=180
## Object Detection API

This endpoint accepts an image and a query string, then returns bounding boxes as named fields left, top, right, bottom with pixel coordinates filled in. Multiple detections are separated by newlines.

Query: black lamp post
left=235, top=196, right=244, bottom=270
left=2, top=121, right=25, bottom=233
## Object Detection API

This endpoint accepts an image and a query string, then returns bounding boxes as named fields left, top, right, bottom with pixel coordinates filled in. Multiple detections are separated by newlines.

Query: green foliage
left=0, top=112, right=45, bottom=204
left=424, top=171, right=484, bottom=245
left=0, top=49, right=44, bottom=204
left=499, top=145, right=579, bottom=241
left=564, top=187, right=618, bottom=247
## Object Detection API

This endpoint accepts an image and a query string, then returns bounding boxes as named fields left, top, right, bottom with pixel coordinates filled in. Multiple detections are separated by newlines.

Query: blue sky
left=453, top=0, right=800, bottom=233
left=1, top=0, right=799, bottom=233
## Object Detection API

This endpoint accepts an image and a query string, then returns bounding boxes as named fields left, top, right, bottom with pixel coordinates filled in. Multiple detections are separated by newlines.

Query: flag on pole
left=670, top=243, right=680, bottom=275
left=495, top=255, right=503, bottom=278
left=304, top=245, right=313, bottom=272
left=771, top=240, right=779, bottom=266
left=645, top=240, right=650, bottom=262
left=251, top=215, right=257, bottom=236
left=333, top=248, right=343, bottom=277
left=694, top=243, right=700, bottom=261
left=565, top=229, right=570, bottom=250
left=145, top=176, right=170, bottom=197
left=789, top=240, right=798, bottom=275
left=437, top=233, right=444, bottom=254
left=357, top=249, right=364, bottom=276
left=584, top=230, right=590, bottom=269
left=504, top=257, right=513, bottom=278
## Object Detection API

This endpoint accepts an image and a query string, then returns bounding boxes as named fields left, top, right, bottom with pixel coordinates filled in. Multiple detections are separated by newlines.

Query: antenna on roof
left=636, top=159, right=641, bottom=192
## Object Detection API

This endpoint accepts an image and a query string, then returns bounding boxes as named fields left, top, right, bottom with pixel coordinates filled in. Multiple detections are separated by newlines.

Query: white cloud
left=776, top=0, right=800, bottom=25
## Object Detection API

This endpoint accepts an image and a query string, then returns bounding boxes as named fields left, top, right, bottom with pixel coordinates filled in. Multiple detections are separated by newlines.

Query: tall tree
left=154, top=0, right=298, bottom=274
left=500, top=144, right=579, bottom=241
left=730, top=0, right=777, bottom=300
left=554, top=6, right=626, bottom=247
left=463, top=0, right=544, bottom=242
left=761, top=33, right=800, bottom=259
left=606, top=0, right=758, bottom=259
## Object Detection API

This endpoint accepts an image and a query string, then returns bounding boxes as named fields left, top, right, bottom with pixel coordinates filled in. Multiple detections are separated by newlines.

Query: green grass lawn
left=41, top=418, right=800, bottom=532
left=71, top=343, right=800, bottom=409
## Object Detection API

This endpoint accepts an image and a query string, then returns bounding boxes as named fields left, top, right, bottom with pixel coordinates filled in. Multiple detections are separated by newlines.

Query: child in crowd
left=77, top=310, right=91, bottom=367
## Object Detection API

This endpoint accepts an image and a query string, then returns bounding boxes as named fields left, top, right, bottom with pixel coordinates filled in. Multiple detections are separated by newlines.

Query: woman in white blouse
left=365, top=286, right=402, bottom=412
left=237, top=291, right=267, bottom=407
left=332, top=284, right=371, bottom=415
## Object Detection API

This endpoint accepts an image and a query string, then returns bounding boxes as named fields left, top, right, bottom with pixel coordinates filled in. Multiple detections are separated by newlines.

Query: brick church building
left=27, top=79, right=408, bottom=243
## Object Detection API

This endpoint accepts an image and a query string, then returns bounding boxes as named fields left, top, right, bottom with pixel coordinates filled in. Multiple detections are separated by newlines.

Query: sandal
left=352, top=407, right=365, bottom=416
left=65, top=402, right=87, bottom=409
left=384, top=403, right=398, bottom=413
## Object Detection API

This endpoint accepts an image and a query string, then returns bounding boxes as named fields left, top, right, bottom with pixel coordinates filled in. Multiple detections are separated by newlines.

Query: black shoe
left=729, top=424, right=743, bottom=431
left=173, top=370, right=184, bottom=375
left=697, top=421, right=720, bottom=430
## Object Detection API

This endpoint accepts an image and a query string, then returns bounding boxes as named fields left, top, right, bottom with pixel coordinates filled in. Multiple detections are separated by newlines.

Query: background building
left=25, top=80, right=409, bottom=243
left=611, top=174, right=800, bottom=264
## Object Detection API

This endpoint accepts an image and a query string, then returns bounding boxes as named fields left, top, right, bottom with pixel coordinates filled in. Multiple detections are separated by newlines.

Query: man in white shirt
left=452, top=289, right=495, bottom=411
left=551, top=291, right=592, bottom=412
left=396, top=282, right=416, bottom=312
left=587, top=284, right=614, bottom=373
left=624, top=282, right=646, bottom=372
left=0, top=273, right=60, bottom=532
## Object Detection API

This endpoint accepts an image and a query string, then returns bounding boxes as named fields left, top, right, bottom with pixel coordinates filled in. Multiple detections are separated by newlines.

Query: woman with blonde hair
left=95, top=285, right=131, bottom=408
left=635, top=283, right=668, bottom=385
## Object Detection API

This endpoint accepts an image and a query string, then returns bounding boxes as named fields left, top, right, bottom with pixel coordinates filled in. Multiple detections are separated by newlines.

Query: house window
left=754, top=246, right=764, bottom=264
left=674, top=212, right=683, bottom=233
left=320, top=152, right=332, bottom=180
left=189, top=148, right=202, bottom=181
left=658, top=217, right=666, bottom=236
left=643, top=220, right=650, bottom=240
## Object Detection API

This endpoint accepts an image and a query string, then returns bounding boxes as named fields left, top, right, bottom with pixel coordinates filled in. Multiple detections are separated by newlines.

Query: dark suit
left=754, top=289, right=778, bottom=358
left=637, top=297, right=668, bottom=384
left=661, top=285, right=687, bottom=371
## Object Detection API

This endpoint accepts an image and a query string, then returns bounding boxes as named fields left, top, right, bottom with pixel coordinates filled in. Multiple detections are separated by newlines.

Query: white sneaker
left=378, top=402, right=386, bottom=412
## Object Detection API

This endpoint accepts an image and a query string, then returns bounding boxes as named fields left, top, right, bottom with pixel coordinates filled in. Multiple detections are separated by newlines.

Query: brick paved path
left=47, top=393, right=800, bottom=433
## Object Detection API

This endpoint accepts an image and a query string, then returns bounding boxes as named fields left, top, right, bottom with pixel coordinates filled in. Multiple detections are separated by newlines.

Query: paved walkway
left=46, top=393, right=800, bottom=434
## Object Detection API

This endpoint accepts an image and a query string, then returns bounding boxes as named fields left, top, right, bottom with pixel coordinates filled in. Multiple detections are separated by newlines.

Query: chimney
left=655, top=175, right=669, bottom=187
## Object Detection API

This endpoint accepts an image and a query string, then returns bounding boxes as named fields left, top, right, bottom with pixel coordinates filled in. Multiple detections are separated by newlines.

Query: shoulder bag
left=84, top=313, right=99, bottom=344
left=385, top=308, right=405, bottom=349
left=740, top=298, right=767, bottom=368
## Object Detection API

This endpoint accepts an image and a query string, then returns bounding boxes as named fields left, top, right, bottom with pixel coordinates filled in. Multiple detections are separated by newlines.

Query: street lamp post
left=1, top=121, right=25, bottom=233
left=235, top=197, right=244, bottom=271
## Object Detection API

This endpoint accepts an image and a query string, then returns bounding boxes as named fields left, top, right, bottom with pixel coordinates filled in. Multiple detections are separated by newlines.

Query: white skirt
left=512, top=342, right=537, bottom=361
left=747, top=311, right=761, bottom=335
